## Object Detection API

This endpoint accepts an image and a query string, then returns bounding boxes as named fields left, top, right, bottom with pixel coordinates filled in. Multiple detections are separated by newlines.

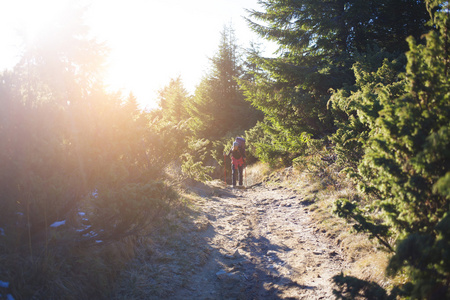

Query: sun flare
left=12, top=0, right=69, bottom=43
left=1, top=0, right=267, bottom=109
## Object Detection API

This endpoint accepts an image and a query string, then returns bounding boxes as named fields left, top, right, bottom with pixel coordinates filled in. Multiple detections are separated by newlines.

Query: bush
left=333, top=1, right=450, bottom=297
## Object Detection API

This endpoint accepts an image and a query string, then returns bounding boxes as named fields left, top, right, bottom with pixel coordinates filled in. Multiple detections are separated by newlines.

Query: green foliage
left=158, top=77, right=191, bottom=123
left=145, top=78, right=194, bottom=169
left=329, top=51, right=407, bottom=168
left=433, top=172, right=450, bottom=198
left=356, top=31, right=450, bottom=235
left=180, top=138, right=214, bottom=182
left=181, top=153, right=214, bottom=182
left=210, top=135, right=234, bottom=165
left=240, top=51, right=335, bottom=138
left=248, top=0, right=428, bottom=55
left=244, top=121, right=311, bottom=167
left=332, top=1, right=450, bottom=297
left=147, top=112, right=191, bottom=167
left=188, top=25, right=261, bottom=141
left=386, top=215, right=450, bottom=299
left=243, top=0, right=429, bottom=166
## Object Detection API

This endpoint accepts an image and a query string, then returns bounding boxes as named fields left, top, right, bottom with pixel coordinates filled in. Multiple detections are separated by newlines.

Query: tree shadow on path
left=236, top=233, right=316, bottom=299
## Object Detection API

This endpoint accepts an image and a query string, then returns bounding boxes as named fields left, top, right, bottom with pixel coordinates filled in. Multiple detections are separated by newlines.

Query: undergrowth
left=0, top=181, right=179, bottom=300
left=0, top=236, right=137, bottom=299
left=110, top=185, right=213, bottom=299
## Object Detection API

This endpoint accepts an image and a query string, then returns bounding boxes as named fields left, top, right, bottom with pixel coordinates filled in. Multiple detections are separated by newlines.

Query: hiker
left=227, top=140, right=245, bottom=187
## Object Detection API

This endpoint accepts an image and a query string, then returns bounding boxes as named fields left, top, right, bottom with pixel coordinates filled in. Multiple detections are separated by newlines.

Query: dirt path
left=171, top=182, right=349, bottom=299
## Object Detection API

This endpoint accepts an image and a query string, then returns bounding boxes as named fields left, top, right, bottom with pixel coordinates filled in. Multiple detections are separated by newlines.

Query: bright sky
left=0, top=0, right=274, bottom=110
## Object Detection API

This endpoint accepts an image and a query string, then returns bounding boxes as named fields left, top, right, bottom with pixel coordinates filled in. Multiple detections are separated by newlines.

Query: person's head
left=233, top=141, right=239, bottom=150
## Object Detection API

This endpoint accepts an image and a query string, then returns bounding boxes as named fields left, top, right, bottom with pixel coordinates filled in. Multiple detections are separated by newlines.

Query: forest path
left=170, top=182, right=349, bottom=299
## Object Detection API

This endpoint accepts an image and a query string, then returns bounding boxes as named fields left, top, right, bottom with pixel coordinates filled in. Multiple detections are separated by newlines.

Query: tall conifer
left=334, top=1, right=450, bottom=297
left=242, top=0, right=428, bottom=159
left=189, top=25, right=259, bottom=140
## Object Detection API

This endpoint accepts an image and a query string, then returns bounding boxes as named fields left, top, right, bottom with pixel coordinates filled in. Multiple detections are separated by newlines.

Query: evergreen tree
left=329, top=50, right=407, bottom=167
left=148, top=78, right=192, bottom=166
left=334, top=1, right=450, bottom=297
left=189, top=25, right=260, bottom=141
left=158, top=76, right=190, bottom=123
left=242, top=0, right=429, bottom=164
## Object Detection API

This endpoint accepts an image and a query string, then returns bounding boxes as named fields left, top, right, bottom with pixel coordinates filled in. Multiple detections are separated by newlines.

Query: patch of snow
left=7, top=294, right=14, bottom=300
left=0, top=228, right=5, bottom=236
left=50, top=220, right=66, bottom=228
left=95, top=240, right=103, bottom=243
left=0, top=280, right=9, bottom=288
left=83, top=231, right=98, bottom=238
left=76, top=225, right=91, bottom=232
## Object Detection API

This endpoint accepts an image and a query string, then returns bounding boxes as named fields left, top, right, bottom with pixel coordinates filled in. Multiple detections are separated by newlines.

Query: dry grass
left=0, top=236, right=138, bottom=300
left=110, top=190, right=212, bottom=299
left=245, top=161, right=272, bottom=186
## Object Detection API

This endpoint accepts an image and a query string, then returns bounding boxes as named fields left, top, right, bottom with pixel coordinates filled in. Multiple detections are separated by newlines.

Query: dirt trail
left=171, top=182, right=349, bottom=299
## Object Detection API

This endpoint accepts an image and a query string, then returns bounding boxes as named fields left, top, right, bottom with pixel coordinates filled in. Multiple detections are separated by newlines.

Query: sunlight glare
left=86, top=0, right=253, bottom=109
left=0, top=0, right=270, bottom=110
left=11, top=0, right=69, bottom=44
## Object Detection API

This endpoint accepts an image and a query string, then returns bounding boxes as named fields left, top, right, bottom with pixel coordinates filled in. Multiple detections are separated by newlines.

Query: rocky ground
left=113, top=180, right=352, bottom=299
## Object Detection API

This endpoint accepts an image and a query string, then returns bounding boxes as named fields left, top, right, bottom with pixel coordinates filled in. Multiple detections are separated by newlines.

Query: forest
left=0, top=0, right=449, bottom=299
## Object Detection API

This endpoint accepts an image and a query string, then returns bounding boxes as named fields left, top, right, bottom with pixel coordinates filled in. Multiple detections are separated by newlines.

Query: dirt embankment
left=113, top=180, right=351, bottom=299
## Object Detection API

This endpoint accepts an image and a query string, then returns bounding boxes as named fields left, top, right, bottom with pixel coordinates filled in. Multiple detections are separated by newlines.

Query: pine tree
left=188, top=25, right=260, bottom=141
left=158, top=77, right=190, bottom=123
left=334, top=1, right=450, bottom=297
left=242, top=0, right=429, bottom=165
left=329, top=50, right=407, bottom=167
left=149, top=78, right=192, bottom=166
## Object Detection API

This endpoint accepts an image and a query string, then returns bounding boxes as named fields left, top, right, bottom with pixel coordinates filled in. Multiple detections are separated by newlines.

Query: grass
left=245, top=162, right=272, bottom=186
left=0, top=235, right=137, bottom=299
left=110, top=191, right=212, bottom=299
left=0, top=179, right=180, bottom=299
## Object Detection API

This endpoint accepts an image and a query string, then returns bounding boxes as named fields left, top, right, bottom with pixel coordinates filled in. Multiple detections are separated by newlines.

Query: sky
left=0, top=0, right=275, bottom=110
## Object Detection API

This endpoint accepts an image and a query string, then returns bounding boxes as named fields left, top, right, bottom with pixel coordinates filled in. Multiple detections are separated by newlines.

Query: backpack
left=235, top=137, right=246, bottom=158
left=231, top=149, right=244, bottom=167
